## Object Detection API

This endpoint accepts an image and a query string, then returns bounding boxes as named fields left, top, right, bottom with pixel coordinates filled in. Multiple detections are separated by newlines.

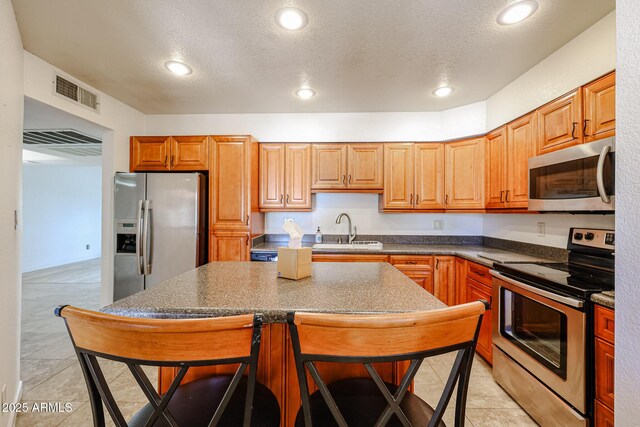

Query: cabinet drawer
left=595, top=337, right=615, bottom=411
left=595, top=305, right=615, bottom=344
left=594, top=399, right=614, bottom=427
left=389, top=255, right=434, bottom=269
left=312, top=254, right=389, bottom=263
left=466, top=261, right=492, bottom=287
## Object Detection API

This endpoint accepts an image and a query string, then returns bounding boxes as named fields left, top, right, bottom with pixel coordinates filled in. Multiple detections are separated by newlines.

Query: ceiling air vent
left=53, top=75, right=100, bottom=112
left=23, top=129, right=102, bottom=157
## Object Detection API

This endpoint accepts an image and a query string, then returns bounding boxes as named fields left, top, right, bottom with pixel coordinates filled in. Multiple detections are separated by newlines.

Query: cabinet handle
left=500, top=190, right=505, bottom=203
left=410, top=194, right=414, bottom=204
left=489, top=296, right=493, bottom=309
left=164, top=155, right=168, bottom=166
left=171, top=155, right=175, bottom=166
left=246, top=214, right=250, bottom=226
left=445, top=195, right=448, bottom=205
left=505, top=190, right=510, bottom=202
left=436, top=259, right=440, bottom=269
left=286, top=194, right=290, bottom=203
left=583, top=119, right=590, bottom=137
left=348, top=174, right=352, bottom=184
left=280, top=194, right=283, bottom=204
left=571, top=122, right=577, bottom=139
left=343, top=175, right=346, bottom=185
left=406, top=261, right=417, bottom=265
left=416, top=194, right=419, bottom=203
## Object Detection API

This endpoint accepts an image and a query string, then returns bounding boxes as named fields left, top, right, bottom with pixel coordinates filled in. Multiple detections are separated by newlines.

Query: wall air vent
left=53, top=75, right=100, bottom=113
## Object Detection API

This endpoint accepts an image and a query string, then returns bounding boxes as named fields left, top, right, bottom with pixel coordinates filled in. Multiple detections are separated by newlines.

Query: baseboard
left=7, top=380, right=23, bottom=427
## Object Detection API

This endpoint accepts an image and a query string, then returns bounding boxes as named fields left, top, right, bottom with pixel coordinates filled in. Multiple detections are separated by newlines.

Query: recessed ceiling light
left=275, top=7, right=308, bottom=31
left=433, top=86, right=453, bottom=97
left=164, top=61, right=192, bottom=76
left=296, top=88, right=315, bottom=99
left=497, top=1, right=538, bottom=25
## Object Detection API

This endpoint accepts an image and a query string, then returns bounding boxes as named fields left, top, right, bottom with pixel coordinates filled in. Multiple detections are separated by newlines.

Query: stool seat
left=294, top=378, right=445, bottom=427
left=129, top=375, right=280, bottom=427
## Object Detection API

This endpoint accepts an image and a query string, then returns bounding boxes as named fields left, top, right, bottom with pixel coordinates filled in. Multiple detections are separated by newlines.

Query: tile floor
left=17, top=259, right=537, bottom=426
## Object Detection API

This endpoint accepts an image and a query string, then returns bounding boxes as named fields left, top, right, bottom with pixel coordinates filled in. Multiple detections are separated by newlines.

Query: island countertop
left=102, top=261, right=445, bottom=322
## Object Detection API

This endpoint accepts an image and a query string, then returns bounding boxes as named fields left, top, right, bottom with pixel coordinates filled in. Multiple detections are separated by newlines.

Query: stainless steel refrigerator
left=113, top=173, right=207, bottom=301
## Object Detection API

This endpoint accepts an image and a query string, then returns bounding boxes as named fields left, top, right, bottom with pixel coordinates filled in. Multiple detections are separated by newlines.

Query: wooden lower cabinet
left=311, top=254, right=389, bottom=263
left=455, top=257, right=467, bottom=305
left=466, top=277, right=492, bottom=363
left=389, top=255, right=434, bottom=293
left=158, top=323, right=409, bottom=427
left=594, top=305, right=615, bottom=425
left=433, top=256, right=455, bottom=305
left=209, top=232, right=250, bottom=262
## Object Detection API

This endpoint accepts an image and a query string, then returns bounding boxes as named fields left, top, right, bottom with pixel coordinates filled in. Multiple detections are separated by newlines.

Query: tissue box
left=277, top=247, right=312, bottom=280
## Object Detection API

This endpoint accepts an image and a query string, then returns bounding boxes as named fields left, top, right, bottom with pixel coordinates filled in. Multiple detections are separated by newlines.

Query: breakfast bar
left=103, top=261, right=445, bottom=426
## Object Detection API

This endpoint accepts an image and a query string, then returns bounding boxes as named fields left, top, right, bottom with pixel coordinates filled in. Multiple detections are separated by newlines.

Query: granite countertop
left=103, top=262, right=446, bottom=323
left=591, top=291, right=615, bottom=309
left=251, top=242, right=555, bottom=267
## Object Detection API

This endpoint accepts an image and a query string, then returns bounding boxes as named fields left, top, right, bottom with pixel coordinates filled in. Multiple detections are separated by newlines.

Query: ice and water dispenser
left=116, top=220, right=138, bottom=253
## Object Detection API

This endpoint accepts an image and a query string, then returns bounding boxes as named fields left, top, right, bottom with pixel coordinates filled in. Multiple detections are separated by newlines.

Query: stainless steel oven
left=528, top=137, right=615, bottom=212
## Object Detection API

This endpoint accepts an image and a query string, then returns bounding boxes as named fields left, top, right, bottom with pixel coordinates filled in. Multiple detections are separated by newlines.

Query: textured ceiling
left=13, top=0, right=615, bottom=114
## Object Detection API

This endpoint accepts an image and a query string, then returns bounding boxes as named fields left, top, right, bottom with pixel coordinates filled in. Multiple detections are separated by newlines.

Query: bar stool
left=55, top=306, right=280, bottom=427
left=287, top=301, right=488, bottom=427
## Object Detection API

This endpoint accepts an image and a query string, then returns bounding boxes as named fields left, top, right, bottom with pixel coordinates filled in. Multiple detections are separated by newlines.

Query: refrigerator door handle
left=136, top=200, right=144, bottom=275
left=142, top=200, right=152, bottom=275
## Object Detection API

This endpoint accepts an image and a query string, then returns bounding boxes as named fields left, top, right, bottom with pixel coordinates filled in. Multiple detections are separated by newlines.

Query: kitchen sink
left=313, top=241, right=383, bottom=250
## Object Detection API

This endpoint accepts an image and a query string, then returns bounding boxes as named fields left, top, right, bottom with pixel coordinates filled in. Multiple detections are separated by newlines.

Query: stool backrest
left=56, top=305, right=261, bottom=427
left=288, top=301, right=487, bottom=427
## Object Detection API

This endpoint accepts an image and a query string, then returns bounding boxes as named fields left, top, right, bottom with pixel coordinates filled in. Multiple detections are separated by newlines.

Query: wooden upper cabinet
left=347, top=144, right=383, bottom=189
left=311, top=144, right=348, bottom=189
left=285, top=144, right=311, bottom=209
left=170, top=136, right=209, bottom=170
left=445, top=138, right=485, bottom=209
left=259, top=144, right=285, bottom=209
left=485, top=128, right=507, bottom=209
left=506, top=113, right=536, bottom=208
left=130, top=136, right=171, bottom=171
left=383, top=143, right=414, bottom=209
left=583, top=72, right=615, bottom=143
left=210, top=136, right=251, bottom=231
left=536, top=89, right=583, bottom=155
left=415, top=143, right=445, bottom=209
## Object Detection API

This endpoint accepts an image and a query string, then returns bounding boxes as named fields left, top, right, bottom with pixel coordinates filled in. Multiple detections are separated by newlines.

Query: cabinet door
left=383, top=143, right=414, bottom=209
left=210, top=136, right=250, bottom=231
left=434, top=256, right=455, bottom=305
left=467, top=278, right=493, bottom=363
left=485, top=128, right=507, bottom=209
left=536, top=89, right=583, bottom=155
left=584, top=72, right=615, bottom=143
left=415, top=143, right=445, bottom=209
left=455, top=257, right=467, bottom=306
left=285, top=144, right=311, bottom=209
left=170, top=136, right=209, bottom=170
left=594, top=400, right=614, bottom=427
left=259, top=144, right=285, bottom=209
left=347, top=144, right=383, bottom=189
left=506, top=113, right=536, bottom=208
left=595, top=337, right=615, bottom=411
left=389, top=255, right=434, bottom=293
left=130, top=136, right=171, bottom=171
left=311, top=144, right=348, bottom=189
left=445, top=138, right=485, bottom=209
left=210, top=232, right=250, bottom=261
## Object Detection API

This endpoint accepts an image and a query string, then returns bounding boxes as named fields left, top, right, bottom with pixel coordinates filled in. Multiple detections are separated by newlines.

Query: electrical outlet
left=283, top=218, right=293, bottom=224
left=1, top=384, right=6, bottom=406
left=86, top=244, right=90, bottom=250
left=433, top=220, right=444, bottom=230
left=537, top=222, right=546, bottom=237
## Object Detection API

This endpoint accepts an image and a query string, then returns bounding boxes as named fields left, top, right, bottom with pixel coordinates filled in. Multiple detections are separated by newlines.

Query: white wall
left=22, top=165, right=102, bottom=272
left=483, top=214, right=615, bottom=248
left=23, top=52, right=146, bottom=305
left=615, top=1, right=640, bottom=423
left=265, top=193, right=482, bottom=235
left=486, top=11, right=616, bottom=130
left=0, top=0, right=23, bottom=424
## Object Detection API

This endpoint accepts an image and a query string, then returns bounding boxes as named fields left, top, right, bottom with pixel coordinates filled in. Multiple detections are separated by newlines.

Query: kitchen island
left=103, top=261, right=445, bottom=426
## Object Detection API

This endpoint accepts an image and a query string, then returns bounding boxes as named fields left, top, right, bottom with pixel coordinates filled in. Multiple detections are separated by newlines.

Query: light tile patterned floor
left=17, top=259, right=537, bottom=426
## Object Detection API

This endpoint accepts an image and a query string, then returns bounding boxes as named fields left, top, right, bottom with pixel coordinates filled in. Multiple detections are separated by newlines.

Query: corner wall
left=0, top=0, right=24, bottom=424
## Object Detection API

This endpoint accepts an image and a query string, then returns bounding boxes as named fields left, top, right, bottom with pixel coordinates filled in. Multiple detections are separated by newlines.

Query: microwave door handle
left=136, top=200, right=144, bottom=275
left=596, top=145, right=611, bottom=203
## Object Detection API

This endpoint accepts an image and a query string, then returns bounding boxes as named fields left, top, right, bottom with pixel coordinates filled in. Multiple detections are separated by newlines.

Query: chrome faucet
left=336, top=213, right=357, bottom=244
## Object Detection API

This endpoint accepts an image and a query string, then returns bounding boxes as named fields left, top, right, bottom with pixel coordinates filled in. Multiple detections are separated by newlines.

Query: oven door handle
left=490, top=270, right=584, bottom=308
left=596, top=144, right=611, bottom=204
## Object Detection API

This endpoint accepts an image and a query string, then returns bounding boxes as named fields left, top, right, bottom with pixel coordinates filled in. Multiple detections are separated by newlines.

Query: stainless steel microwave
left=528, top=137, right=615, bottom=212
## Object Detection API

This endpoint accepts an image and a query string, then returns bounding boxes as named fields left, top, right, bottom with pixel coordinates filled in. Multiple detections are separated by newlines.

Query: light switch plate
left=433, top=220, right=444, bottom=230
left=537, top=222, right=546, bottom=237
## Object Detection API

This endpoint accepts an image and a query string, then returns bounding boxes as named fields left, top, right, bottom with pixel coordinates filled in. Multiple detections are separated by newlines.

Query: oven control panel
left=570, top=228, right=614, bottom=250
